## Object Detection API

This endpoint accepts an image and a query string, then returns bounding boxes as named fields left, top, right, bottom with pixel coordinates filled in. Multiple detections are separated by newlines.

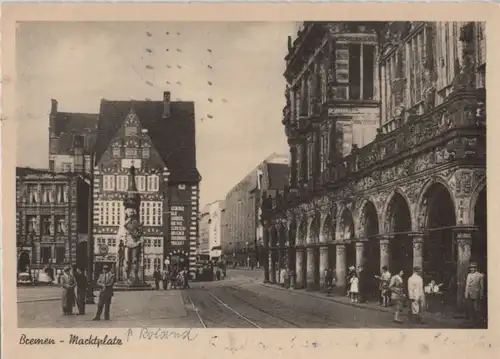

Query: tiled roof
left=94, top=99, right=199, bottom=183
left=266, top=163, right=290, bottom=190
left=52, top=112, right=99, bottom=154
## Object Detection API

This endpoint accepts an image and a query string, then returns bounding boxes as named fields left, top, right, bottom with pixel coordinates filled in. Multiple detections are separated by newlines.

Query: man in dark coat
left=358, top=265, right=372, bottom=303
left=153, top=267, right=161, bottom=290
left=93, top=265, right=115, bottom=321
left=74, top=266, right=88, bottom=315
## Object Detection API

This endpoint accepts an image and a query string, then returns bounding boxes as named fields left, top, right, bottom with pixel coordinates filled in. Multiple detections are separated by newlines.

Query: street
left=18, top=269, right=463, bottom=328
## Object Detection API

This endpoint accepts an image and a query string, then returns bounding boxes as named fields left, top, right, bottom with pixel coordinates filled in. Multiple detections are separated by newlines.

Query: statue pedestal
left=114, top=281, right=153, bottom=292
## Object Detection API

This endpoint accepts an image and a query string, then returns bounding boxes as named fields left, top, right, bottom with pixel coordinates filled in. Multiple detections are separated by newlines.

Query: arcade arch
left=18, top=251, right=31, bottom=273
left=359, top=200, right=380, bottom=275
left=338, top=207, right=356, bottom=268
left=385, top=191, right=413, bottom=277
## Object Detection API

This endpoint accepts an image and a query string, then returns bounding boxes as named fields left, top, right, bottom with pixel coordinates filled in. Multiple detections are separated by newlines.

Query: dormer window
left=142, top=147, right=150, bottom=159
left=125, top=126, right=138, bottom=137
left=112, top=147, right=121, bottom=158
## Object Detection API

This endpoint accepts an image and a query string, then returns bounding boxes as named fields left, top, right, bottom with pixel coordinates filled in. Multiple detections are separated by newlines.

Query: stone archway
left=385, top=191, right=413, bottom=276
left=359, top=200, right=380, bottom=277
left=18, top=251, right=31, bottom=273
left=419, top=182, right=457, bottom=291
left=321, top=214, right=336, bottom=271
left=339, top=208, right=356, bottom=269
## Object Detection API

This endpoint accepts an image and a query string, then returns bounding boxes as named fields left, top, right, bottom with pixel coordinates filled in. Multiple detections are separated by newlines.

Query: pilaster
left=295, top=248, right=305, bottom=289
left=355, top=241, right=365, bottom=268
left=411, top=232, right=425, bottom=270
left=306, top=247, right=315, bottom=290
left=335, top=243, right=347, bottom=289
left=380, top=236, right=391, bottom=271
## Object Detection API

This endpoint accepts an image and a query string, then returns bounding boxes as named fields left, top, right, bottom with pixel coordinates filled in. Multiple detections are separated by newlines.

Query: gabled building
left=92, top=91, right=200, bottom=279
left=48, top=99, right=99, bottom=174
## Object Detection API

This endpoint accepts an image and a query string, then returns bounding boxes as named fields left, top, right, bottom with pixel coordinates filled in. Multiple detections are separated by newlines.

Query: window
left=320, top=129, right=329, bottom=173
left=147, top=175, right=160, bottom=192
left=140, top=201, right=162, bottom=226
left=362, top=45, right=375, bottom=100
left=112, top=147, right=121, bottom=158
left=103, top=175, right=115, bottom=191
left=142, top=147, right=150, bottom=159
left=55, top=185, right=66, bottom=203
left=116, top=175, right=128, bottom=191
left=154, top=239, right=162, bottom=248
left=41, top=216, right=52, bottom=235
left=307, top=142, right=314, bottom=180
left=96, top=201, right=123, bottom=226
left=107, top=238, right=117, bottom=247
left=55, top=247, right=65, bottom=264
left=145, top=258, right=151, bottom=271
left=41, top=247, right=52, bottom=264
left=144, top=238, right=152, bottom=247
left=125, top=126, right=138, bottom=137
left=55, top=216, right=66, bottom=235
left=135, top=175, right=146, bottom=192
left=407, top=30, right=426, bottom=106
left=41, top=185, right=53, bottom=204
left=27, top=185, right=39, bottom=204
left=61, top=162, right=72, bottom=173
left=125, top=148, right=138, bottom=158
left=26, top=216, right=37, bottom=235
left=49, top=160, right=55, bottom=172
left=349, top=44, right=361, bottom=100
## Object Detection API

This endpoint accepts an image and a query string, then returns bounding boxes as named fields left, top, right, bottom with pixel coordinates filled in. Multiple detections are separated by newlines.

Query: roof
left=52, top=112, right=99, bottom=154
left=16, top=167, right=51, bottom=177
left=94, top=99, right=199, bottom=183
left=266, top=163, right=290, bottom=190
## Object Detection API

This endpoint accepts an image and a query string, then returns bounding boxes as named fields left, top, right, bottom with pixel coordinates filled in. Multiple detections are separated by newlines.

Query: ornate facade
left=263, top=22, right=486, bottom=309
left=16, top=167, right=90, bottom=274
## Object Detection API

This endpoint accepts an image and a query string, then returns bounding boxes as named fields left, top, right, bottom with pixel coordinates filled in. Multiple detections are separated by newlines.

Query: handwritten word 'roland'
left=127, top=328, right=197, bottom=342
left=19, top=334, right=56, bottom=345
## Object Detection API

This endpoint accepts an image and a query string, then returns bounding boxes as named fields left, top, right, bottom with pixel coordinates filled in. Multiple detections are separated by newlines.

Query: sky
left=15, top=22, right=298, bottom=207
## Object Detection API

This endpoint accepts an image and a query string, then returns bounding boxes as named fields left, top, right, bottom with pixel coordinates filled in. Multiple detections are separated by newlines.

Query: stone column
left=319, top=246, right=329, bottom=288
left=454, top=227, right=475, bottom=310
left=412, top=233, right=424, bottom=270
left=380, top=237, right=391, bottom=271
left=355, top=241, right=365, bottom=268
left=295, top=248, right=305, bottom=289
left=263, top=226, right=270, bottom=283
left=269, top=250, right=276, bottom=283
left=306, top=247, right=315, bottom=290
left=335, top=243, right=347, bottom=290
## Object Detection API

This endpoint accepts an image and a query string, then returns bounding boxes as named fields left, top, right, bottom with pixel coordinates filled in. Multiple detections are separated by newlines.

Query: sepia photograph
left=13, top=19, right=486, bottom=330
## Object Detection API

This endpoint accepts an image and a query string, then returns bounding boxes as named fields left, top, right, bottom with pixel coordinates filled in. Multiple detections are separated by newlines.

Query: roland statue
left=117, top=165, right=144, bottom=285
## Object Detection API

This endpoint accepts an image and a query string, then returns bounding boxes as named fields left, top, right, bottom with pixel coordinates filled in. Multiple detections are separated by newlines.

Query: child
left=350, top=272, right=359, bottom=303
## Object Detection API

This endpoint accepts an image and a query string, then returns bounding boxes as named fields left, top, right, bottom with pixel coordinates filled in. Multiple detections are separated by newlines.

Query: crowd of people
left=152, top=265, right=190, bottom=290
left=276, top=261, right=486, bottom=325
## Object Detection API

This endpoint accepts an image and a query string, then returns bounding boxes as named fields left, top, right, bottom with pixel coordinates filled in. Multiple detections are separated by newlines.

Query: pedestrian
left=93, top=264, right=115, bottom=321
left=358, top=265, right=371, bottom=303
left=408, top=266, right=425, bottom=324
left=465, top=262, right=484, bottom=325
left=162, top=267, right=169, bottom=290
left=375, top=266, right=392, bottom=307
left=216, top=267, right=221, bottom=281
left=74, top=266, right=88, bottom=315
left=170, top=267, right=178, bottom=289
left=346, top=266, right=355, bottom=296
left=153, top=267, right=161, bottom=290
left=182, top=269, right=190, bottom=289
left=60, top=266, right=76, bottom=315
left=349, top=272, right=359, bottom=303
left=389, top=270, right=405, bottom=324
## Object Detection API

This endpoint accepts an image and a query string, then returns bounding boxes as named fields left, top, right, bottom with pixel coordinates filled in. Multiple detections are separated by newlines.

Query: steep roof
left=266, top=163, right=290, bottom=190
left=94, top=99, right=199, bottom=183
left=53, top=112, right=99, bottom=136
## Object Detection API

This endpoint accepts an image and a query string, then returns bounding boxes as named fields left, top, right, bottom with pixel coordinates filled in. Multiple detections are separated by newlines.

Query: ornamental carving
left=336, top=245, right=345, bottom=256
left=455, top=170, right=474, bottom=195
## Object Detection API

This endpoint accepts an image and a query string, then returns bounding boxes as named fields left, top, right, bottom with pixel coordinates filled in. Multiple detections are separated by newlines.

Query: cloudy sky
left=16, top=22, right=298, bottom=206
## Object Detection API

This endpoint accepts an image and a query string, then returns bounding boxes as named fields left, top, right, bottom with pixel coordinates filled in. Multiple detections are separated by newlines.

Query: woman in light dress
left=389, top=270, right=405, bottom=323
left=349, top=272, right=359, bottom=303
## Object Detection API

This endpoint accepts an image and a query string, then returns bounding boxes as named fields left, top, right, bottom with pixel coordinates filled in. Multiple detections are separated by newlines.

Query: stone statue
left=117, top=165, right=144, bottom=285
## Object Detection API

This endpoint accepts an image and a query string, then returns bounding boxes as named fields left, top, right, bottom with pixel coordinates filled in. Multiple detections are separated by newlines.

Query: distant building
left=16, top=165, right=90, bottom=276
left=222, top=153, right=289, bottom=266
left=199, top=204, right=211, bottom=258
left=92, top=91, right=200, bottom=279
left=199, top=200, right=225, bottom=261
left=48, top=99, right=99, bottom=175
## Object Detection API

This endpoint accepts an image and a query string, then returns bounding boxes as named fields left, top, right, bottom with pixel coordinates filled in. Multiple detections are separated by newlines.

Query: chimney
left=73, top=134, right=84, bottom=173
left=50, top=99, right=58, bottom=115
left=163, top=91, right=171, bottom=118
